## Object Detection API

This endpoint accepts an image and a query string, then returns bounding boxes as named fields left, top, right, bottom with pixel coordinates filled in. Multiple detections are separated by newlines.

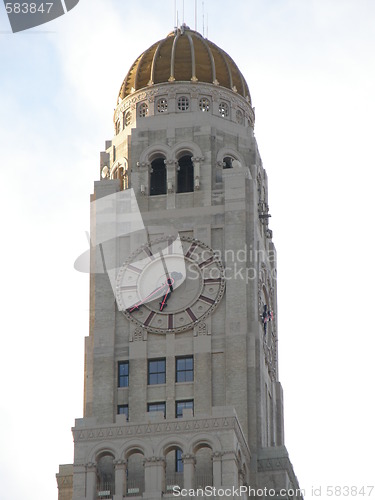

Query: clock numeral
left=167, top=238, right=175, bottom=254
left=143, top=247, right=155, bottom=260
left=185, top=242, right=198, bottom=259
left=144, top=311, right=156, bottom=326
left=127, top=264, right=143, bottom=274
left=118, top=285, right=137, bottom=291
left=198, top=256, right=214, bottom=269
left=199, top=295, right=215, bottom=305
left=186, top=308, right=197, bottom=322
left=168, top=314, right=174, bottom=329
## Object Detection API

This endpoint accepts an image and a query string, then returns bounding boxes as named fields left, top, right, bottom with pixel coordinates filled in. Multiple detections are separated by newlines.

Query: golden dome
left=118, top=25, right=251, bottom=101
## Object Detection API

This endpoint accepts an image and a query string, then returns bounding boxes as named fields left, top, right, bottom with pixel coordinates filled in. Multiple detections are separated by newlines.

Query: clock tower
left=57, top=25, right=303, bottom=500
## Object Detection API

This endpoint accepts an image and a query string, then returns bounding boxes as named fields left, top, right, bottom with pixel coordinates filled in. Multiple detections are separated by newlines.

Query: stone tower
left=57, top=25, right=303, bottom=500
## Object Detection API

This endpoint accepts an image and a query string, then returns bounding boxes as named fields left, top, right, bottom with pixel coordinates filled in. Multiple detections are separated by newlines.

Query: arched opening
left=223, top=155, right=242, bottom=169
left=96, top=453, right=115, bottom=499
left=177, top=155, right=194, bottom=193
left=165, top=446, right=184, bottom=492
left=223, top=156, right=234, bottom=169
left=150, top=157, right=166, bottom=196
left=126, top=450, right=145, bottom=497
left=194, top=444, right=213, bottom=489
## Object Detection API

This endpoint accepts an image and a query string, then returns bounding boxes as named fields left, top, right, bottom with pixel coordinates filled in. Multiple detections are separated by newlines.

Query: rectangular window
left=118, top=361, right=129, bottom=387
left=176, top=449, right=183, bottom=472
left=117, top=405, right=128, bottom=420
left=176, top=400, right=194, bottom=418
left=148, top=358, right=166, bottom=385
left=176, top=356, right=194, bottom=383
left=147, top=402, right=166, bottom=417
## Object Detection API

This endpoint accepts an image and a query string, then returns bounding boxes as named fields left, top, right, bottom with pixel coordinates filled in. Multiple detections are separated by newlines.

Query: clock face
left=116, top=236, right=225, bottom=333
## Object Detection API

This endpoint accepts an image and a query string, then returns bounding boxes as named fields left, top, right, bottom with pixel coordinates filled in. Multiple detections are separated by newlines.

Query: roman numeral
left=204, top=278, right=221, bottom=284
left=118, top=285, right=137, bottom=291
left=185, top=242, right=198, bottom=259
left=144, top=311, right=156, bottom=327
left=143, top=247, right=155, bottom=260
left=186, top=308, right=197, bottom=322
left=168, top=314, right=174, bottom=329
left=199, top=295, right=215, bottom=305
left=198, top=256, right=214, bottom=268
left=127, top=264, right=142, bottom=274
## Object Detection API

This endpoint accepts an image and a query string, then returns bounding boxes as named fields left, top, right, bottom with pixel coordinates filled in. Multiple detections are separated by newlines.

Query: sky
left=1, top=0, right=375, bottom=499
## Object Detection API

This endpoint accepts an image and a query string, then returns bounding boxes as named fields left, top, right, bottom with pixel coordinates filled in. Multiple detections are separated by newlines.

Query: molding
left=72, top=414, right=250, bottom=464
left=113, top=82, right=255, bottom=127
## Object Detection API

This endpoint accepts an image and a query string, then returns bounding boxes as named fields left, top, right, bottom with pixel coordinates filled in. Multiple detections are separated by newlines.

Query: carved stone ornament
left=143, top=456, right=165, bottom=465
left=197, top=322, right=208, bottom=336
left=133, top=328, right=144, bottom=342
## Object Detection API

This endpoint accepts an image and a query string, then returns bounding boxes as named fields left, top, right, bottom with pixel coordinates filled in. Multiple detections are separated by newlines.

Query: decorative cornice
left=72, top=414, right=250, bottom=463
left=257, top=456, right=302, bottom=493
left=114, top=82, right=255, bottom=127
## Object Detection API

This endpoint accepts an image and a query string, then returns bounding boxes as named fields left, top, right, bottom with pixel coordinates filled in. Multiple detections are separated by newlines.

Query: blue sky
left=1, top=1, right=375, bottom=499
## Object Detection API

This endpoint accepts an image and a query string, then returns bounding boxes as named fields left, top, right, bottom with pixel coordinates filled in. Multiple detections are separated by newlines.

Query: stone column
left=182, top=454, right=196, bottom=490
left=85, top=462, right=97, bottom=500
left=113, top=459, right=127, bottom=500
left=221, top=451, right=239, bottom=488
left=212, top=452, right=223, bottom=488
left=165, top=159, right=177, bottom=209
left=144, top=456, right=165, bottom=498
left=192, top=156, right=204, bottom=191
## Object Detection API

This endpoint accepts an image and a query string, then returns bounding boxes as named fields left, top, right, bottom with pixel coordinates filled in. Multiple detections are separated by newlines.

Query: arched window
left=222, top=155, right=242, bottom=169
left=115, top=120, right=121, bottom=135
left=150, top=157, right=166, bottom=196
left=219, top=101, right=230, bottom=118
left=165, top=446, right=184, bottom=492
left=139, top=102, right=149, bottom=117
left=127, top=450, right=145, bottom=496
left=123, top=110, right=131, bottom=128
left=199, top=97, right=210, bottom=112
left=97, top=454, right=115, bottom=499
left=223, top=156, right=233, bottom=169
left=157, top=98, right=168, bottom=113
left=194, top=445, right=213, bottom=488
left=177, top=155, right=194, bottom=193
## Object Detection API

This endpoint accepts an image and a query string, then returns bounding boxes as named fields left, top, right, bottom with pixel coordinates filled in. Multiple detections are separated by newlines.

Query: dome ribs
left=170, top=32, right=180, bottom=81
left=198, top=36, right=216, bottom=84
left=174, top=34, right=193, bottom=82
left=208, top=42, right=231, bottom=90
left=186, top=34, right=197, bottom=81
left=117, top=29, right=250, bottom=99
left=154, top=36, right=174, bottom=85
left=134, top=42, right=158, bottom=91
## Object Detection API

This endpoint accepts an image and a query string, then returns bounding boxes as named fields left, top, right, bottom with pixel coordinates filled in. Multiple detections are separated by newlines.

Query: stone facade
left=57, top=27, right=303, bottom=500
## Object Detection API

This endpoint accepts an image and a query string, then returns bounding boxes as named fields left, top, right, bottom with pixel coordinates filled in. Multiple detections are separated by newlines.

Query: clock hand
left=128, top=281, right=168, bottom=312
left=159, top=277, right=174, bottom=311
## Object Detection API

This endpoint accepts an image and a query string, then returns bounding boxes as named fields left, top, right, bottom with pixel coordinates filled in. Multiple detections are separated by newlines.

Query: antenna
left=174, top=0, right=177, bottom=28
left=202, top=1, right=205, bottom=37
left=207, top=12, right=208, bottom=38
left=195, top=0, right=197, bottom=31
left=183, top=0, right=185, bottom=24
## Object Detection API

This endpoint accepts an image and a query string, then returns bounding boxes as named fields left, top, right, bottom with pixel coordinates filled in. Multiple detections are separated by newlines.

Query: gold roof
left=118, top=26, right=251, bottom=101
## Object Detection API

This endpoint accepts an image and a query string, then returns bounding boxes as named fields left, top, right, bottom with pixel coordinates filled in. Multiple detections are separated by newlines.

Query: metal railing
left=165, top=472, right=184, bottom=492
left=194, top=472, right=213, bottom=489
left=126, top=475, right=145, bottom=497
left=97, top=481, right=114, bottom=499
